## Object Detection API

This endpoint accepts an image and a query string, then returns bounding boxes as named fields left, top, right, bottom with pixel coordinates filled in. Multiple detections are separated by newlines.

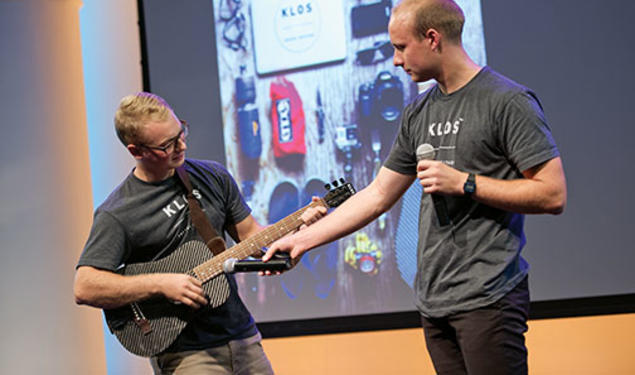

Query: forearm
left=74, top=266, right=162, bottom=309
left=291, top=193, right=377, bottom=252
left=419, top=156, right=566, bottom=215
left=470, top=157, right=567, bottom=214
left=472, top=174, right=566, bottom=214
left=292, top=169, right=414, bottom=253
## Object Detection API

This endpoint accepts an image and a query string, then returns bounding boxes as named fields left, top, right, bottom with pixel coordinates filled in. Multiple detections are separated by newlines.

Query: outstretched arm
left=263, top=167, right=415, bottom=261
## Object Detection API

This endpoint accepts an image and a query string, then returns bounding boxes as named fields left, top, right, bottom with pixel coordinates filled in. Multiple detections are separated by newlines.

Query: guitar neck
left=192, top=198, right=327, bottom=283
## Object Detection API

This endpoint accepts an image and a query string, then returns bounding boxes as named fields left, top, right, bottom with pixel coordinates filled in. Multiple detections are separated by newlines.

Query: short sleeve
left=76, top=210, right=128, bottom=271
left=384, top=104, right=418, bottom=175
left=499, top=91, right=560, bottom=173
left=213, top=162, right=252, bottom=226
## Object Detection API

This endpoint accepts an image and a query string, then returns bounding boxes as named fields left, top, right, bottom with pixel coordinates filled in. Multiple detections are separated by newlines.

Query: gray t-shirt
left=384, top=67, right=559, bottom=317
left=77, top=159, right=257, bottom=351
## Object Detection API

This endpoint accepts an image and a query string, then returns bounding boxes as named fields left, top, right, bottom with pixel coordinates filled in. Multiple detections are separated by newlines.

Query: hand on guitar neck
left=250, top=196, right=325, bottom=276
left=297, top=196, right=327, bottom=229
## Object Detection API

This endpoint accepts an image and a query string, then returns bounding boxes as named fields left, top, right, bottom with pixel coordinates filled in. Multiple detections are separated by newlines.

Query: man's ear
left=127, top=144, right=144, bottom=160
left=426, top=28, right=442, bottom=52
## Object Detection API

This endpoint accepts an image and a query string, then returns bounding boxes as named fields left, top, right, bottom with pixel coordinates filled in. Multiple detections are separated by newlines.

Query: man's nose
left=393, top=51, right=403, bottom=66
left=175, top=137, right=187, bottom=152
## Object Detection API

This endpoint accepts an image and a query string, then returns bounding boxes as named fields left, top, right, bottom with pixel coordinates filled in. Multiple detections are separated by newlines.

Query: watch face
left=464, top=174, right=476, bottom=194
left=464, top=181, right=476, bottom=194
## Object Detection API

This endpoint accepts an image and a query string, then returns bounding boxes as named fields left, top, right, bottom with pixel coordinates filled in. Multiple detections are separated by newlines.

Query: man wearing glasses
left=74, top=92, right=324, bottom=374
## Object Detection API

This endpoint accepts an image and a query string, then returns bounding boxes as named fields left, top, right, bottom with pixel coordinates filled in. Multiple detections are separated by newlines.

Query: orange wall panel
left=263, top=313, right=635, bottom=375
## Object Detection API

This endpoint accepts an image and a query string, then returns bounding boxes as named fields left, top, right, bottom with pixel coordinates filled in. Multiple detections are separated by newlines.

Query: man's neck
left=435, top=47, right=482, bottom=94
left=133, top=164, right=175, bottom=183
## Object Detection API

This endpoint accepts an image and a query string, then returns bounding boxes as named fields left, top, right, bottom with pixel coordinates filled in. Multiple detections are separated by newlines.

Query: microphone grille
left=222, top=258, right=237, bottom=274
left=416, top=143, right=435, bottom=161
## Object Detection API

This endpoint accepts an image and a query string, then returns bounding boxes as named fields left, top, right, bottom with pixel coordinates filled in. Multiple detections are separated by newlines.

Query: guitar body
left=104, top=240, right=230, bottom=357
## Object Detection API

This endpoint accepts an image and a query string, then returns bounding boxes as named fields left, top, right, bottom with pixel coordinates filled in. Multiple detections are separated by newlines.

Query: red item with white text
left=269, top=77, right=306, bottom=158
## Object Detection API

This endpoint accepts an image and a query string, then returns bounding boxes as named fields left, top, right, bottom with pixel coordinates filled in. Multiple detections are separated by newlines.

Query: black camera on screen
left=358, top=70, right=404, bottom=125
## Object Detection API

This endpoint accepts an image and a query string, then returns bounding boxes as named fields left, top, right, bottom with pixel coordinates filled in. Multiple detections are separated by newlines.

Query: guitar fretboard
left=191, top=199, right=326, bottom=283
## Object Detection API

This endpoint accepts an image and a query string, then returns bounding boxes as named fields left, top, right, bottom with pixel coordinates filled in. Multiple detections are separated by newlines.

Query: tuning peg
left=324, top=183, right=331, bottom=191
left=332, top=180, right=339, bottom=187
left=339, top=178, right=345, bottom=185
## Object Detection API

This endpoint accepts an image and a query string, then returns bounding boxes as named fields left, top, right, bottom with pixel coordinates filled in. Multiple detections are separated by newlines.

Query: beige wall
left=0, top=0, right=104, bottom=373
left=0, top=0, right=140, bottom=373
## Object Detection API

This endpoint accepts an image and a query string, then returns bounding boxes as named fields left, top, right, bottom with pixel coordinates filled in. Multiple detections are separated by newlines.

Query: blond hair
left=395, top=0, right=465, bottom=44
left=114, top=92, right=174, bottom=145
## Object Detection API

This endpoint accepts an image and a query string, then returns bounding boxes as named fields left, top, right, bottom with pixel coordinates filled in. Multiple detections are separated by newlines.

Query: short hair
left=396, top=0, right=465, bottom=44
left=114, top=92, right=174, bottom=145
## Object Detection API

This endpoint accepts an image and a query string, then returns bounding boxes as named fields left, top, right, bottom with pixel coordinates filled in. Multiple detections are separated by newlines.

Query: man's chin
left=405, top=71, right=419, bottom=82
left=172, top=153, right=186, bottom=166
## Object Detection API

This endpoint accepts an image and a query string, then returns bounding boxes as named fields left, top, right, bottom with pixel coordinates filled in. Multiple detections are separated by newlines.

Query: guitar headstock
left=323, top=178, right=356, bottom=208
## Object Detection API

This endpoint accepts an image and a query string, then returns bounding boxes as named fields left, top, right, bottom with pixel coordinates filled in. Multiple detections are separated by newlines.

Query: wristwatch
left=463, top=173, right=476, bottom=197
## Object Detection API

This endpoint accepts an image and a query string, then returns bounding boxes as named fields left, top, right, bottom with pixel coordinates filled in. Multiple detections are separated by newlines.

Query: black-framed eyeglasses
left=356, top=40, right=393, bottom=65
left=139, top=120, right=189, bottom=155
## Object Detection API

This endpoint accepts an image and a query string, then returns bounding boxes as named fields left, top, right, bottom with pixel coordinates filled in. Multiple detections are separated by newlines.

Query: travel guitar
left=104, top=179, right=355, bottom=357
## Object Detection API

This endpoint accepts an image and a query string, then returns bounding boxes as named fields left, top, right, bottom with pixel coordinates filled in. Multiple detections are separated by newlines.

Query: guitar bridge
left=131, top=302, right=153, bottom=335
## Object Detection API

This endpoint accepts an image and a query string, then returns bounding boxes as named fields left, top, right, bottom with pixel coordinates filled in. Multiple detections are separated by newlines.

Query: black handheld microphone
left=222, top=257, right=292, bottom=274
left=416, top=144, right=451, bottom=226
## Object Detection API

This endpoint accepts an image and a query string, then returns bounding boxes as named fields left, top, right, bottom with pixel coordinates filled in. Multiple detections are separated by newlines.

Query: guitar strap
left=175, top=165, right=226, bottom=256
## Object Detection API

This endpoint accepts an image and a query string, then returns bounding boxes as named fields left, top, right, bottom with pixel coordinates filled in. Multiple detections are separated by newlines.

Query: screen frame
left=137, top=0, right=635, bottom=337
